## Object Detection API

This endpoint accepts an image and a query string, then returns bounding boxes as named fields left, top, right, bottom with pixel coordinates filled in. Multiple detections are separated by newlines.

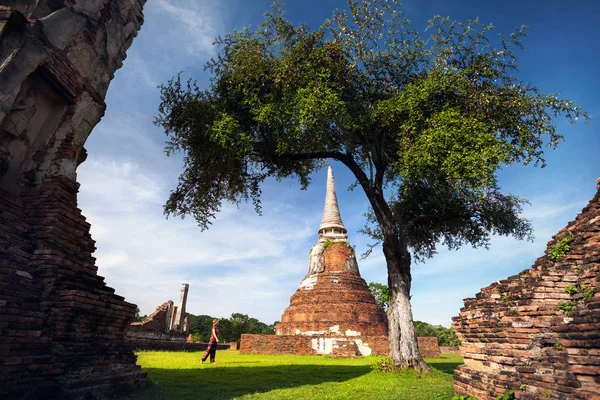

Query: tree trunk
left=325, top=152, right=429, bottom=370
left=382, top=229, right=429, bottom=370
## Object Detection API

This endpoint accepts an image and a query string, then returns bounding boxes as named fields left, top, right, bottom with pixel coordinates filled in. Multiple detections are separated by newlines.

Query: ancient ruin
left=453, top=179, right=600, bottom=400
left=241, top=167, right=440, bottom=358
left=126, top=284, right=195, bottom=350
left=0, top=0, right=147, bottom=398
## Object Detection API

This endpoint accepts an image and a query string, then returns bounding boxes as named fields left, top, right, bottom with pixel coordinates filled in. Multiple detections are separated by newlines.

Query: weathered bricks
left=0, top=0, right=147, bottom=398
left=453, top=181, right=600, bottom=400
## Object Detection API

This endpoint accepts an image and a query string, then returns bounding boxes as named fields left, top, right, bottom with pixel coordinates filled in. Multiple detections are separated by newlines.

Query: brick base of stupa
left=279, top=242, right=388, bottom=337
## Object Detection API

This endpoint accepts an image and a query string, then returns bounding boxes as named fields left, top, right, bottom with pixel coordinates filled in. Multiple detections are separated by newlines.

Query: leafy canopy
left=368, top=281, right=390, bottom=310
left=155, top=0, right=587, bottom=260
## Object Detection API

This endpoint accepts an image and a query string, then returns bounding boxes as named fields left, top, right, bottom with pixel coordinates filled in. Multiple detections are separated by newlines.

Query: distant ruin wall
left=417, top=337, right=441, bottom=358
left=439, top=346, right=460, bottom=354
left=126, top=290, right=192, bottom=350
left=452, top=181, right=600, bottom=400
left=125, top=333, right=229, bottom=352
left=0, top=1, right=146, bottom=398
left=240, top=334, right=440, bottom=358
left=130, top=300, right=173, bottom=332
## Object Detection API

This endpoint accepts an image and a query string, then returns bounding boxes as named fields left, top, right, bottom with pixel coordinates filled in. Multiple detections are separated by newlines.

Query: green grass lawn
left=121, top=350, right=463, bottom=400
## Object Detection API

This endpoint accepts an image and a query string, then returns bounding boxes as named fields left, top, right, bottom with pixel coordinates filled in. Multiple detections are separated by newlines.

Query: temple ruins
left=126, top=284, right=196, bottom=350
left=241, top=166, right=440, bottom=358
left=0, top=0, right=146, bottom=398
left=453, top=179, right=600, bottom=400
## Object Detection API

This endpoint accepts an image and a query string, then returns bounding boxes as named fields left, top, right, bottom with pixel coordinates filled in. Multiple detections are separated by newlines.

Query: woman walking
left=201, top=319, right=220, bottom=364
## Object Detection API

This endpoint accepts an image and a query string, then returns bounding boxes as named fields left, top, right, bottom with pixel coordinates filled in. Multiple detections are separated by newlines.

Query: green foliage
left=519, top=384, right=527, bottom=391
left=496, top=390, right=515, bottom=400
left=564, top=285, right=578, bottom=295
left=133, top=307, right=147, bottom=323
left=557, top=301, right=575, bottom=313
left=368, top=282, right=390, bottom=311
left=155, top=0, right=585, bottom=260
left=542, top=391, right=552, bottom=398
left=155, top=0, right=586, bottom=367
left=373, top=356, right=398, bottom=373
left=414, top=321, right=461, bottom=347
left=452, top=396, right=479, bottom=400
left=553, top=342, right=565, bottom=350
left=125, top=351, right=464, bottom=400
left=548, top=233, right=574, bottom=261
left=502, top=294, right=510, bottom=303
left=582, top=283, right=596, bottom=301
left=186, top=312, right=275, bottom=342
left=323, top=238, right=337, bottom=249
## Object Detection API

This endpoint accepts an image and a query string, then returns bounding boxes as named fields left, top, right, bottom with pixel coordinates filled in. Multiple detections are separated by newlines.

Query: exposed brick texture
left=439, top=346, right=461, bottom=354
left=453, top=181, right=600, bottom=400
left=130, top=301, right=173, bottom=332
left=0, top=178, right=147, bottom=398
left=126, top=298, right=198, bottom=351
left=0, top=1, right=147, bottom=398
left=240, top=334, right=440, bottom=358
left=279, top=243, right=388, bottom=337
left=417, top=337, right=441, bottom=358
left=241, top=334, right=315, bottom=356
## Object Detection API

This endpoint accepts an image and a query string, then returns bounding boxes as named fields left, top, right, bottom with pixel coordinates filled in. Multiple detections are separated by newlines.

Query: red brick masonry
left=0, top=179, right=147, bottom=398
left=453, top=182, right=600, bottom=400
left=279, top=243, right=388, bottom=337
left=240, top=334, right=440, bottom=358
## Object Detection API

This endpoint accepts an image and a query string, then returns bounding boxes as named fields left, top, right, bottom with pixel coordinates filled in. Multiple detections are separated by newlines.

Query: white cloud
left=156, top=0, right=223, bottom=56
left=77, top=156, right=316, bottom=322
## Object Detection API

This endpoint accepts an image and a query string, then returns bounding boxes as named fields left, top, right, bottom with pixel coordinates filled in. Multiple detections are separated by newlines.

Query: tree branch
left=276, top=151, right=373, bottom=194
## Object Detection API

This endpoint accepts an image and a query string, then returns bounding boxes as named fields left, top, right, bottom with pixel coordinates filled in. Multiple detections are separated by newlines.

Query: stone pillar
left=165, top=300, right=174, bottom=331
left=173, top=283, right=189, bottom=332
left=0, top=1, right=147, bottom=398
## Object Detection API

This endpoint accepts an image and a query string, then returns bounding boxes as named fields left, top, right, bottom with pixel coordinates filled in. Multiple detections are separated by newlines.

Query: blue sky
left=77, top=0, right=599, bottom=327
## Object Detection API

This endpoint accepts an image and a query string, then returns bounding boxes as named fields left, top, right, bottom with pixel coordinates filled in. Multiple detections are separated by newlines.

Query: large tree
left=155, top=0, right=587, bottom=369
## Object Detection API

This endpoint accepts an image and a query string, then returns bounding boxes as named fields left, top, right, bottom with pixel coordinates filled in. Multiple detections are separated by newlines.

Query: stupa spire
left=318, top=166, right=348, bottom=241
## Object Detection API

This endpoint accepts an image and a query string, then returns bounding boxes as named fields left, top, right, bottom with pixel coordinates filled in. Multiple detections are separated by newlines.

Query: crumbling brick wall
left=0, top=1, right=147, bottom=398
left=130, top=300, right=173, bottom=331
left=126, top=301, right=188, bottom=349
left=452, top=181, right=600, bottom=400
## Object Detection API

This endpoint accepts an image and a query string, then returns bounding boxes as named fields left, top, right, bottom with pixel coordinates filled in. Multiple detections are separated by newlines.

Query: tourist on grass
left=201, top=319, right=220, bottom=364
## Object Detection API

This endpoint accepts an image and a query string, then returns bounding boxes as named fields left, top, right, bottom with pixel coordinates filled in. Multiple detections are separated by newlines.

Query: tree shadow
left=123, top=364, right=372, bottom=400
left=428, top=356, right=463, bottom=376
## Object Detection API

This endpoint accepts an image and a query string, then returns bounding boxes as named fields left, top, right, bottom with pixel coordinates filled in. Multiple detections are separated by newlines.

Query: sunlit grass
left=121, top=351, right=462, bottom=400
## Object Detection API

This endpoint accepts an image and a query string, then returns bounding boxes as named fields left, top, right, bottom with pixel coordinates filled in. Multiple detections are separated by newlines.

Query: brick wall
left=240, top=334, right=315, bottom=356
left=439, top=346, right=460, bottom=354
left=417, top=337, right=441, bottom=358
left=240, top=334, right=440, bottom=358
left=130, top=301, right=172, bottom=331
left=0, top=1, right=147, bottom=398
left=128, top=339, right=229, bottom=352
left=452, top=181, right=600, bottom=400
left=1, top=179, right=147, bottom=398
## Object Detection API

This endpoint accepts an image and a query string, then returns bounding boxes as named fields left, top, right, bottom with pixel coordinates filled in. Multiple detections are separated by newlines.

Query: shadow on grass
left=123, top=364, right=372, bottom=400
left=428, top=356, right=463, bottom=376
